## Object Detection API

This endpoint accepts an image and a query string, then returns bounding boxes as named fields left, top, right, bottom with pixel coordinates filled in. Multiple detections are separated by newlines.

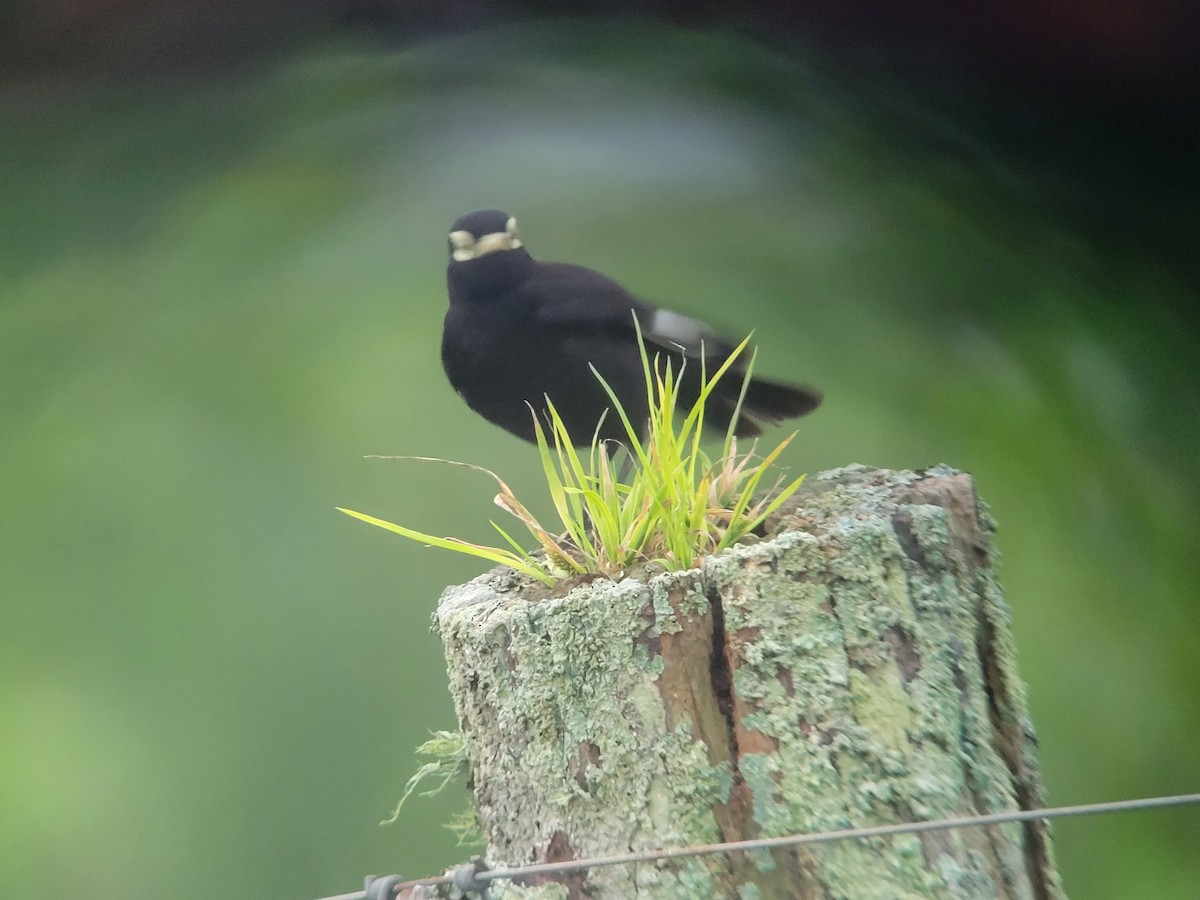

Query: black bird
left=441, top=208, right=821, bottom=447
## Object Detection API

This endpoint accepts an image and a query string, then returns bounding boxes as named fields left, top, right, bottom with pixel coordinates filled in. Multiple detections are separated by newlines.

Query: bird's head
left=446, top=209, right=533, bottom=295
left=448, top=209, right=526, bottom=262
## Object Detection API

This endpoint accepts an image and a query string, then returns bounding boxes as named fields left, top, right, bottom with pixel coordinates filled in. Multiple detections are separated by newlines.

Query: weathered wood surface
left=433, top=464, right=1063, bottom=899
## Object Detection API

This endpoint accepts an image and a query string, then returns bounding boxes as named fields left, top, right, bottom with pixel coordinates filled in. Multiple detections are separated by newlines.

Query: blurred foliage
left=1, top=20, right=1197, bottom=900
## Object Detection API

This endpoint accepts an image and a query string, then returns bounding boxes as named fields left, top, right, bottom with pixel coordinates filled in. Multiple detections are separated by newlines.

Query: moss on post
left=433, top=465, right=1063, bottom=899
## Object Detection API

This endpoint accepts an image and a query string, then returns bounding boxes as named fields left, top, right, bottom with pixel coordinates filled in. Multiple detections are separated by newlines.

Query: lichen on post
left=433, top=465, right=1064, bottom=898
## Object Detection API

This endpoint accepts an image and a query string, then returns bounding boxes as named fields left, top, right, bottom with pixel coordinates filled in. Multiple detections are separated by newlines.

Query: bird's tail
left=705, top=372, right=822, bottom=438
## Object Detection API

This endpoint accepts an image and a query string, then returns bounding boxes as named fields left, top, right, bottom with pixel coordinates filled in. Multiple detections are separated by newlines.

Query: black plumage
left=441, top=208, right=821, bottom=446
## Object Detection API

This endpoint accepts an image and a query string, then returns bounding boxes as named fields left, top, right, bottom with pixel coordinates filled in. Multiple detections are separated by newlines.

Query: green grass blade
left=337, top=507, right=552, bottom=583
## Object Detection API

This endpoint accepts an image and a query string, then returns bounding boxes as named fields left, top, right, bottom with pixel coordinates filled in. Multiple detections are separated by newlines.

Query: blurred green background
left=2, top=11, right=1198, bottom=900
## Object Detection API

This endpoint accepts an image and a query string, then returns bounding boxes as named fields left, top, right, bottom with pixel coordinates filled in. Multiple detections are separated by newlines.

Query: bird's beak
left=449, top=217, right=522, bottom=262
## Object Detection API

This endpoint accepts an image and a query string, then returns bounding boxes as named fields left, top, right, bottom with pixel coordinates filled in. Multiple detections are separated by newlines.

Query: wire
left=315, top=791, right=1200, bottom=898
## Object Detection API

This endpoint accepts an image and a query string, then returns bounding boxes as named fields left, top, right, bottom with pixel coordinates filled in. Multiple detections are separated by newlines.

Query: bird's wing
left=527, top=262, right=736, bottom=358
left=642, top=308, right=736, bottom=360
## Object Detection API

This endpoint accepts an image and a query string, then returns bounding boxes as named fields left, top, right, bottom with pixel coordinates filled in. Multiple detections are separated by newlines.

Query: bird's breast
left=441, top=304, right=546, bottom=413
left=442, top=302, right=531, bottom=380
left=440, top=300, right=643, bottom=444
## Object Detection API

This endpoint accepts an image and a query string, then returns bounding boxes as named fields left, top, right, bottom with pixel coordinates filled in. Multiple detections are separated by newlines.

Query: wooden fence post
left=434, top=464, right=1064, bottom=898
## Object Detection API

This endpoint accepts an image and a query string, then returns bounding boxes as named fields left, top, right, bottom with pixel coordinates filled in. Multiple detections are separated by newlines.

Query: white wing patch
left=649, top=309, right=713, bottom=354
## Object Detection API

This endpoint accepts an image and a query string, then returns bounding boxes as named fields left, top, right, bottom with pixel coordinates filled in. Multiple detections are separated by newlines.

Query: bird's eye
left=449, top=230, right=476, bottom=250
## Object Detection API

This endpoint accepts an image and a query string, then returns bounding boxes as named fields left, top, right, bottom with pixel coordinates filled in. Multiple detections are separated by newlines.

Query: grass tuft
left=339, top=320, right=806, bottom=584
